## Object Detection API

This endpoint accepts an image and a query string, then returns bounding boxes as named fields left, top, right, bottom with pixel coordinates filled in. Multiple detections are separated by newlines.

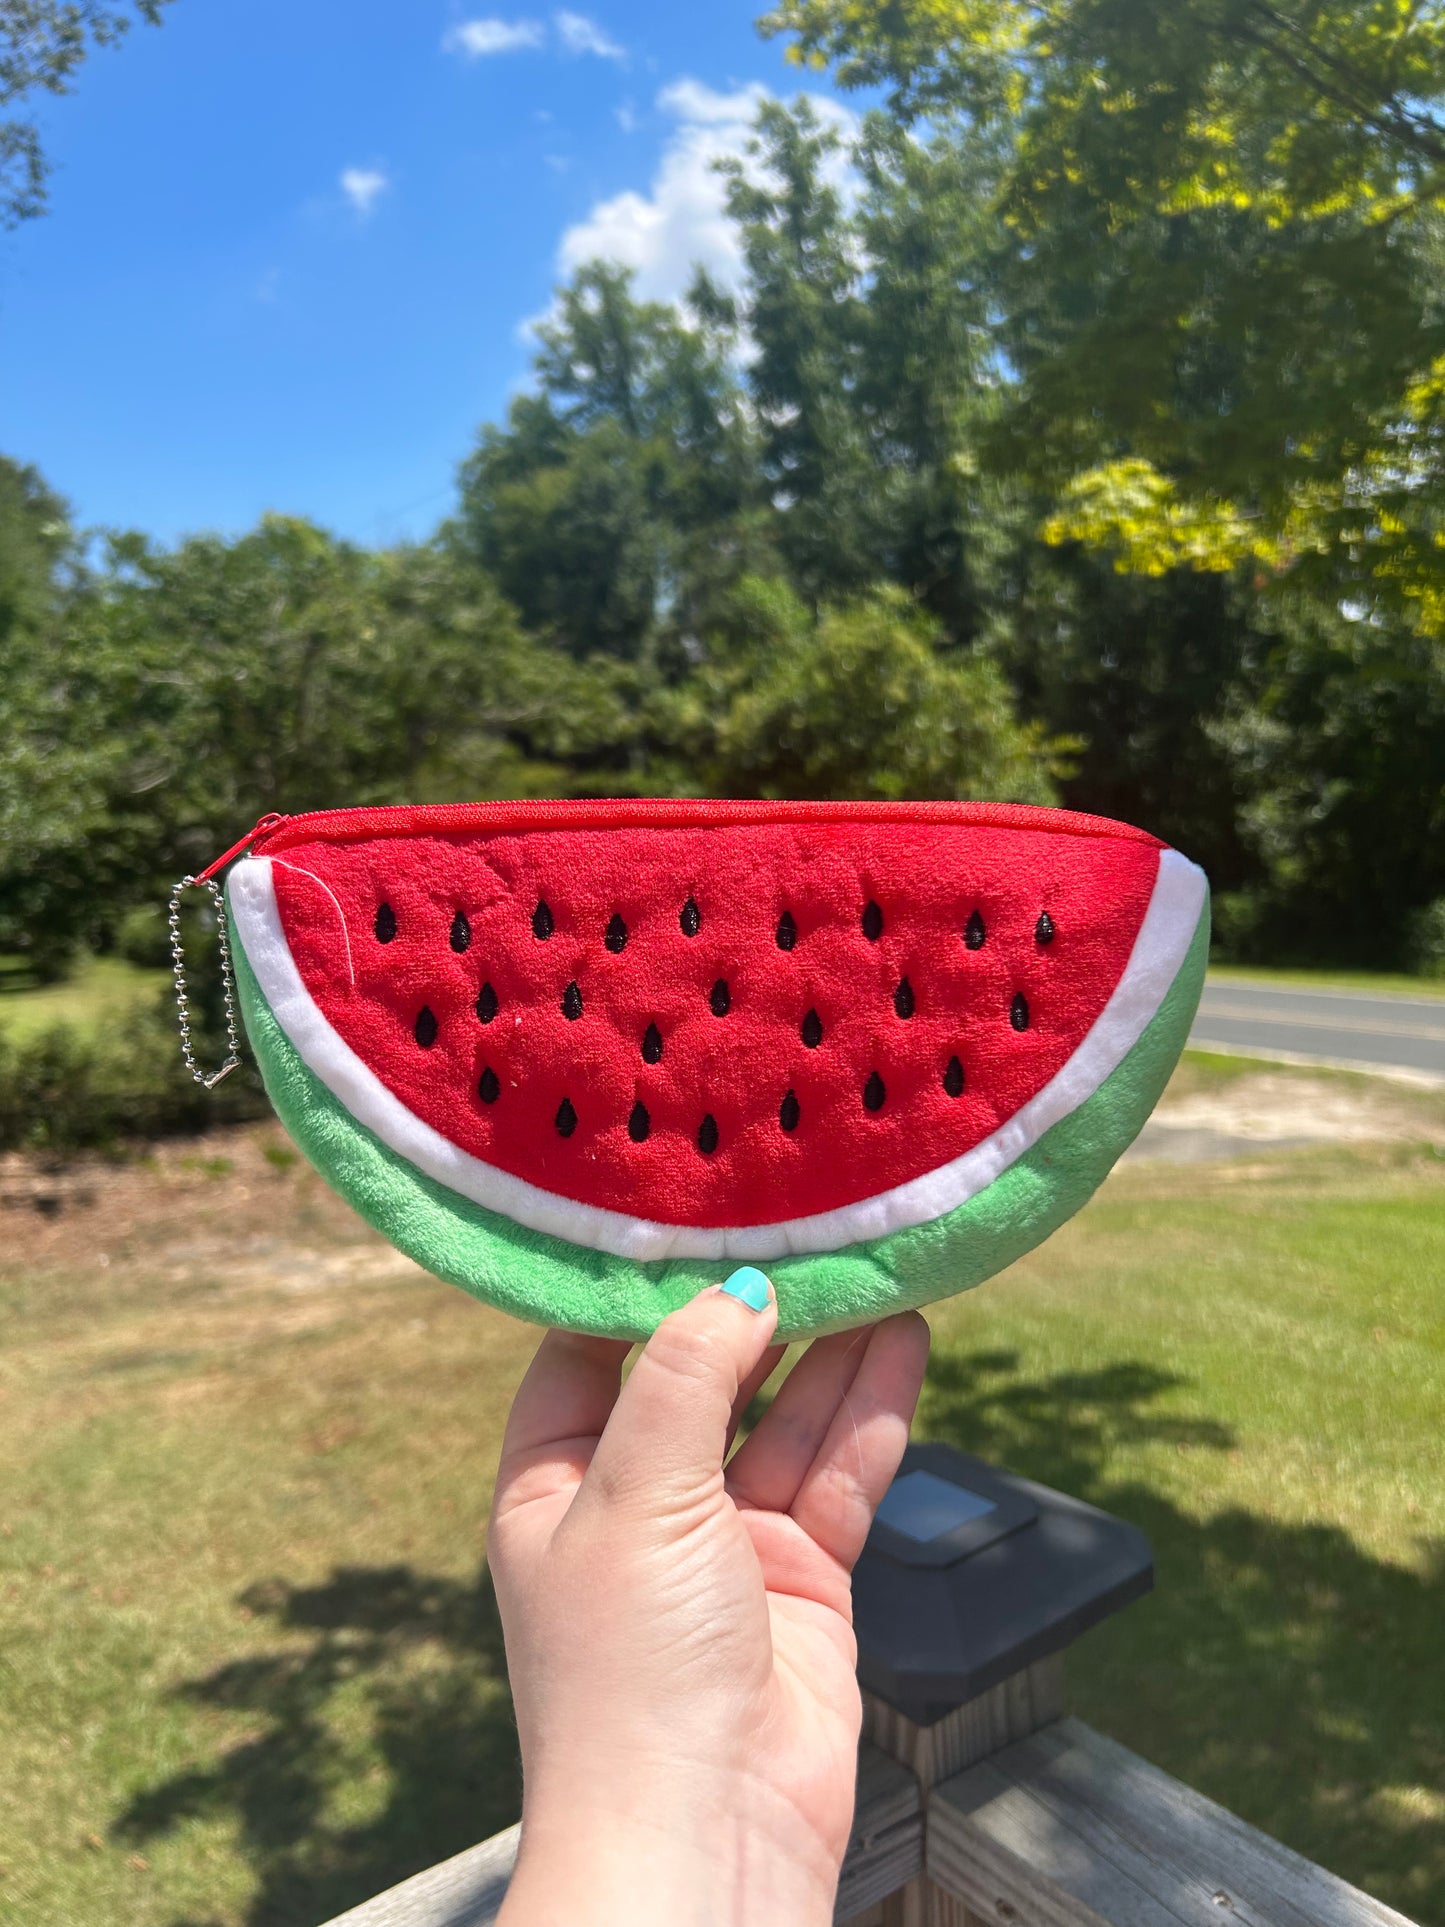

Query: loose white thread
left=268, top=859, right=356, bottom=987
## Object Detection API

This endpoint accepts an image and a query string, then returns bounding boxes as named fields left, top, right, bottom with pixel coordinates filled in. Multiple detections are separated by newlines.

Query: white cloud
left=445, top=17, right=546, bottom=57
left=615, top=99, right=638, bottom=133
left=555, top=10, right=625, bottom=59
left=340, top=167, right=389, bottom=216
left=553, top=79, right=858, bottom=306
left=658, top=77, right=761, bottom=127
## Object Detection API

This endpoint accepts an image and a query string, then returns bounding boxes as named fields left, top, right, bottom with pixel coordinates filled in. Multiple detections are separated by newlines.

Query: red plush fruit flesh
left=255, top=803, right=1164, bottom=1229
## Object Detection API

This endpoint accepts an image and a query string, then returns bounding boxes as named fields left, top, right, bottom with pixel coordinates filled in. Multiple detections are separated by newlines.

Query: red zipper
left=199, top=797, right=1165, bottom=879
left=195, top=814, right=289, bottom=883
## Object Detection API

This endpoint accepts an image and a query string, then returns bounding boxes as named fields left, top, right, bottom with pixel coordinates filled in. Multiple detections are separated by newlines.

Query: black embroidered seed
left=479, top=1067, right=501, bottom=1104
left=1011, top=992, right=1031, bottom=1032
left=862, top=899, right=884, bottom=942
left=801, top=1007, right=824, bottom=1049
left=628, top=1100, right=651, bottom=1144
left=642, top=1021, right=663, bottom=1065
left=415, top=1006, right=439, bottom=1049
left=476, top=982, right=498, bottom=1024
left=697, top=1113, right=719, bottom=1155
left=775, top=911, right=797, bottom=951
left=863, top=1071, right=886, bottom=1113
left=375, top=903, right=397, bottom=943
left=894, top=976, right=915, bottom=1020
left=555, top=1097, right=578, bottom=1138
left=681, top=896, right=701, bottom=938
left=779, top=1089, right=801, bottom=1133
left=562, top=981, right=584, bottom=1022
left=451, top=910, right=471, bottom=954
left=943, top=1055, right=965, bottom=1098
left=532, top=899, right=554, bottom=941
left=710, top=978, right=731, bottom=1017
left=1036, top=911, right=1056, bottom=945
left=605, top=912, right=628, bottom=954
left=965, top=909, right=987, bottom=951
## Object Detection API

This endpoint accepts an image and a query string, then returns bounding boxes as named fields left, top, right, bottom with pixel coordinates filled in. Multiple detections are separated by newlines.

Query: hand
left=488, top=1271, right=930, bottom=1927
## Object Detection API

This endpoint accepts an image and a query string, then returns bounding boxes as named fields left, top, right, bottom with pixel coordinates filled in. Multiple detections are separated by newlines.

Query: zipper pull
left=196, top=813, right=287, bottom=884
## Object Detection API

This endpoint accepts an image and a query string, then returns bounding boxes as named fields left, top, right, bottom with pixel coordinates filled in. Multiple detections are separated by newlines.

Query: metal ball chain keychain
left=167, top=876, right=242, bottom=1089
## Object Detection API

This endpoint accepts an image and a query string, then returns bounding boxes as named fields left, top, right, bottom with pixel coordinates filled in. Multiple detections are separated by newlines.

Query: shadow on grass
left=117, top=1353, right=1443, bottom=1926
left=920, top=1351, right=1445, bottom=1922
left=115, top=1564, right=520, bottom=1927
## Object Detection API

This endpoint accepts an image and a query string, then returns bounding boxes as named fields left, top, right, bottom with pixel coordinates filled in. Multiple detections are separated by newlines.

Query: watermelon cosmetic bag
left=181, top=799, right=1209, bottom=1341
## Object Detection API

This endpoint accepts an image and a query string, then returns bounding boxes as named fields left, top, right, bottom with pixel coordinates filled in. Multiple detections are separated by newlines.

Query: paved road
left=1190, top=977, right=1445, bottom=1082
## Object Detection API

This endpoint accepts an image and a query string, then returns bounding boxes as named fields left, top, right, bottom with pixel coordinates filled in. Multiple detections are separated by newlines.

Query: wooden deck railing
left=317, top=1447, right=1420, bottom=1927
left=319, top=1672, right=1416, bottom=1927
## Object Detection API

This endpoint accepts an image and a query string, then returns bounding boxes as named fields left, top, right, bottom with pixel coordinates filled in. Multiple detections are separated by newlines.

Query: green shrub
left=1403, top=898, right=1445, bottom=980
left=1209, top=889, right=1268, bottom=963
left=115, top=902, right=174, bottom=970
left=712, top=586, right=1065, bottom=802
left=0, top=992, right=265, bottom=1152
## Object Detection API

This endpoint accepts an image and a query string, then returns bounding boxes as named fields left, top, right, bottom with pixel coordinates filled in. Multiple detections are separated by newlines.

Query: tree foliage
left=763, top=0, right=1445, bottom=616
left=0, top=454, right=70, bottom=635
left=0, top=518, right=541, bottom=968
left=713, top=583, right=1061, bottom=801
left=454, top=264, right=762, bottom=661
left=1, top=0, right=168, bottom=223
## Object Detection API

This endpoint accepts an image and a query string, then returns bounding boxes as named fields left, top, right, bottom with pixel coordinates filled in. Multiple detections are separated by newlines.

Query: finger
left=788, top=1311, right=930, bottom=1572
left=725, top=1343, right=788, bottom=1457
left=725, top=1325, right=873, bottom=1512
left=582, top=1269, right=779, bottom=1506
left=499, top=1330, right=631, bottom=1474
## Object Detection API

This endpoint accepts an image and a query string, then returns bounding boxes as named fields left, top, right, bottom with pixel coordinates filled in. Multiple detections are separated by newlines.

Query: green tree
left=0, top=519, right=539, bottom=966
left=1003, top=549, right=1261, bottom=890
left=454, top=264, right=761, bottom=661
left=712, top=582, right=1062, bottom=801
left=762, top=0, right=1445, bottom=610
left=0, top=454, right=71, bottom=642
left=2, top=0, right=169, bottom=224
left=850, top=114, right=1017, bottom=640
left=1215, top=600, right=1445, bottom=964
left=719, top=99, right=878, bottom=604
left=457, top=408, right=663, bottom=660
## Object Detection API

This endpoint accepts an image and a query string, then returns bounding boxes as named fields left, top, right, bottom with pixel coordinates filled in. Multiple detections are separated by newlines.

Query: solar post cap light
left=855, top=1445, right=1154, bottom=1728
left=179, top=797, right=1209, bottom=1341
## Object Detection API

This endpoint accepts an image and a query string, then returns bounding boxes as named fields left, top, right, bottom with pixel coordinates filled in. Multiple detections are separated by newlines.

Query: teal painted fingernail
left=720, top=1266, right=771, bottom=1313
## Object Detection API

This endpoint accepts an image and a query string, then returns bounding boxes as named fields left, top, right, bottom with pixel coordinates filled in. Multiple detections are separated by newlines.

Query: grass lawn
left=0, top=955, right=168, bottom=1040
left=1211, top=962, right=1445, bottom=1000
left=0, top=1119, right=1442, bottom=1926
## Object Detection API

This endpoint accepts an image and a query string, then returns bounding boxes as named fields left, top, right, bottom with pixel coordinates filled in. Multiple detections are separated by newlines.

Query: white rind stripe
left=229, top=850, right=1205, bottom=1263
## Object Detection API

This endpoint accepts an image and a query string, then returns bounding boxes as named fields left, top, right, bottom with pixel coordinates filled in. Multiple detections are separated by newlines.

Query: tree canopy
left=1, top=0, right=168, bottom=223
left=763, top=0, right=1445, bottom=625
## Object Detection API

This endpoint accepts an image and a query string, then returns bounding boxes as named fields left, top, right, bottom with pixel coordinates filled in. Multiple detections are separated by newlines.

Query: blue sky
left=0, top=0, right=850, bottom=547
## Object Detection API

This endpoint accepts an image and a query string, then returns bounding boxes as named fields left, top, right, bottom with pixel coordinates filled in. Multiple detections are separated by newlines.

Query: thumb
left=583, top=1269, right=779, bottom=1505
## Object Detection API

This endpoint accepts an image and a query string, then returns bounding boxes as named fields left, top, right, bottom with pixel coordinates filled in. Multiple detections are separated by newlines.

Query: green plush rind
left=230, top=897, right=1209, bottom=1340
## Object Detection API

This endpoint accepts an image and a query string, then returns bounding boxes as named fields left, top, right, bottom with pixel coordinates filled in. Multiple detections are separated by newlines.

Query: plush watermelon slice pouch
left=213, top=799, right=1209, bottom=1341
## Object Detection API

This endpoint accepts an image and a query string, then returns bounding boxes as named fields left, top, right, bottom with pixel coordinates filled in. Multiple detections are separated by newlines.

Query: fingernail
left=719, top=1266, right=772, bottom=1313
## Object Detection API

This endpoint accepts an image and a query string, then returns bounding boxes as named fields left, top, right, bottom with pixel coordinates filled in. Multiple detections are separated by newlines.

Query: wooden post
left=863, top=1654, right=1066, bottom=1794
left=849, top=1445, right=1152, bottom=1927
left=860, top=1655, right=1066, bottom=1927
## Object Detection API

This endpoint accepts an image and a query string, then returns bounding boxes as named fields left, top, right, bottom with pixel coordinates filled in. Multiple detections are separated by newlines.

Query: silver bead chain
left=168, top=876, right=243, bottom=1089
